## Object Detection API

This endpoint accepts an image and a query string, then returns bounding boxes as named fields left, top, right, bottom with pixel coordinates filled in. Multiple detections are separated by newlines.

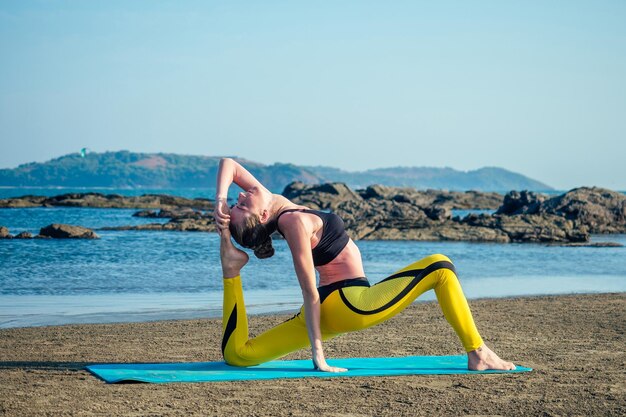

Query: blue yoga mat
left=86, top=355, right=531, bottom=383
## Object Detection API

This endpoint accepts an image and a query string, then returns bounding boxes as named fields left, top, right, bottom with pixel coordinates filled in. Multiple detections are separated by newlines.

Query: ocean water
left=1, top=200, right=625, bottom=328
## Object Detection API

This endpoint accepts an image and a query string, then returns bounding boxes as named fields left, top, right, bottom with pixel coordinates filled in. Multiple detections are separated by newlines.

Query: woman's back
left=275, top=206, right=365, bottom=286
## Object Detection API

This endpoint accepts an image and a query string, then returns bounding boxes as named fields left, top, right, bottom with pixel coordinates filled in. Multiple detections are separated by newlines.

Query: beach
left=1, top=293, right=624, bottom=416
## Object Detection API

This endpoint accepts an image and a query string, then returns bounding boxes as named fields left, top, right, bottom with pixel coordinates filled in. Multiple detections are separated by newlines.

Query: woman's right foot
left=220, top=229, right=249, bottom=277
left=467, top=344, right=516, bottom=371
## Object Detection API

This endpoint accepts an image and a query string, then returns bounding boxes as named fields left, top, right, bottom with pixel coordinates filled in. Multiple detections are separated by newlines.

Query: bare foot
left=220, top=229, right=249, bottom=278
left=467, top=344, right=516, bottom=371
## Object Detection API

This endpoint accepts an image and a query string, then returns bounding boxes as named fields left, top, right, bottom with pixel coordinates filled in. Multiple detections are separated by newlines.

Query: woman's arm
left=281, top=214, right=347, bottom=373
left=214, top=158, right=269, bottom=233
left=215, top=158, right=269, bottom=199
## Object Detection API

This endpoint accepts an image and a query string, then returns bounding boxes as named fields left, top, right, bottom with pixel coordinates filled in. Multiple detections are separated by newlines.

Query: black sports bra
left=275, top=209, right=350, bottom=266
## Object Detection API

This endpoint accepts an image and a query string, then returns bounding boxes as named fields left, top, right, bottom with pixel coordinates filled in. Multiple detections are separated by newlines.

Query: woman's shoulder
left=275, top=206, right=317, bottom=234
left=276, top=206, right=308, bottom=222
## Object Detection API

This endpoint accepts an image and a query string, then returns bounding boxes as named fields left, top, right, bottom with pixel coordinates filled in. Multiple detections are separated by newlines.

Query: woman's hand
left=312, top=350, right=348, bottom=373
left=213, top=198, right=230, bottom=235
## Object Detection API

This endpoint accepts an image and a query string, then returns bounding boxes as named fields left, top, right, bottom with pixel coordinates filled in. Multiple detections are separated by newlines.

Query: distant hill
left=305, top=166, right=552, bottom=191
left=0, top=151, right=552, bottom=192
left=0, top=151, right=322, bottom=192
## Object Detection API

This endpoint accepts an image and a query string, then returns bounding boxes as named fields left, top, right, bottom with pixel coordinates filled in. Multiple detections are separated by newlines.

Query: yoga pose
left=214, top=158, right=515, bottom=373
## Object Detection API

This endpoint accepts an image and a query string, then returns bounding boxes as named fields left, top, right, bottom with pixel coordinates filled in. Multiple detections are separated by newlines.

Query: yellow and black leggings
left=221, top=254, right=483, bottom=367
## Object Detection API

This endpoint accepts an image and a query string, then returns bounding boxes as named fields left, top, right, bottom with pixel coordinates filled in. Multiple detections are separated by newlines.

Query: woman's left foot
left=467, top=344, right=516, bottom=371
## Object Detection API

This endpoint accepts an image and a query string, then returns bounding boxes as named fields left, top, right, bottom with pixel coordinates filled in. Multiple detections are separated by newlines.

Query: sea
left=1, top=186, right=625, bottom=329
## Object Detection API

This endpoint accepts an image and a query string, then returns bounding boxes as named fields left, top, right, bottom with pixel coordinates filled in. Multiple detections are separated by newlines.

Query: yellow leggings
left=222, top=254, right=484, bottom=367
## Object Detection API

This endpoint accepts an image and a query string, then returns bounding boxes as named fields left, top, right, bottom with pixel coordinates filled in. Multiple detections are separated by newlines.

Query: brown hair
left=229, top=213, right=276, bottom=259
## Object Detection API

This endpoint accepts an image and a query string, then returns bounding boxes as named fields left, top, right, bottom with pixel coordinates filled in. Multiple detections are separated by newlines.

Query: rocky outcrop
left=282, top=183, right=507, bottom=242
left=539, top=187, right=625, bottom=234
left=2, top=225, right=100, bottom=239
left=112, top=208, right=215, bottom=232
left=2, top=184, right=623, bottom=244
left=284, top=182, right=504, bottom=210
left=104, top=184, right=623, bottom=243
left=462, top=213, right=587, bottom=243
left=132, top=210, right=158, bottom=218
left=102, top=218, right=216, bottom=233
left=358, top=184, right=504, bottom=209
left=132, top=208, right=205, bottom=220
left=357, top=220, right=509, bottom=242
left=0, top=226, right=11, bottom=239
left=285, top=182, right=624, bottom=244
left=496, top=191, right=547, bottom=215
left=0, top=193, right=214, bottom=210
left=0, top=195, right=48, bottom=208
left=39, top=224, right=100, bottom=239
left=496, top=187, right=626, bottom=234
left=282, top=182, right=365, bottom=211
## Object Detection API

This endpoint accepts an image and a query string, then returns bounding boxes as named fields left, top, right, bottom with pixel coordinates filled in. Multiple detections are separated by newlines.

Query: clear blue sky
left=1, top=1, right=625, bottom=189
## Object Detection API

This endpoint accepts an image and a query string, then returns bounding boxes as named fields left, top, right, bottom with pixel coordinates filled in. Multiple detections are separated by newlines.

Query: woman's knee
left=397, top=254, right=454, bottom=275
left=223, top=349, right=257, bottom=367
left=413, top=253, right=452, bottom=269
left=421, top=253, right=453, bottom=267
left=222, top=349, right=242, bottom=366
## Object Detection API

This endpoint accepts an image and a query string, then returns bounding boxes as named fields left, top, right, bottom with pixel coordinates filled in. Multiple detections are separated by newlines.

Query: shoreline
left=2, top=287, right=626, bottom=330
left=1, top=292, right=624, bottom=415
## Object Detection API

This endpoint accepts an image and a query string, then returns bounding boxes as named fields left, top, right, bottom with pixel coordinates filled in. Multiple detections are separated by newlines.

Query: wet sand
left=1, top=293, right=624, bottom=416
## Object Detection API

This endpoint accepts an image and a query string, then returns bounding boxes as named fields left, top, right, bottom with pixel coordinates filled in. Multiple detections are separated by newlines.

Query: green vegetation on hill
left=0, top=151, right=552, bottom=191
left=0, top=151, right=321, bottom=191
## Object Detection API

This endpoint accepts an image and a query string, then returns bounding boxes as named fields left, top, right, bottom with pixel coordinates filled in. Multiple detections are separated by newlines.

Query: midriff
left=315, top=239, right=366, bottom=287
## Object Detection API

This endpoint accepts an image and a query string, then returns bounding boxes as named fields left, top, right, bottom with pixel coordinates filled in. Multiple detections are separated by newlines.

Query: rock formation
left=39, top=224, right=100, bottom=239
left=285, top=183, right=625, bottom=243
left=0, top=226, right=11, bottom=239
left=0, top=193, right=213, bottom=210
left=1, top=184, right=624, bottom=244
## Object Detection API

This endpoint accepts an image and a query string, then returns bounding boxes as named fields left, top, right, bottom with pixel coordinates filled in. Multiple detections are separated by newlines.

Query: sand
left=1, top=293, right=624, bottom=416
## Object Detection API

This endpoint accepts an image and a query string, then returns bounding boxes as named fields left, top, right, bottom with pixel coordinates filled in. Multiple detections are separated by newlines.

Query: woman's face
left=229, top=187, right=266, bottom=228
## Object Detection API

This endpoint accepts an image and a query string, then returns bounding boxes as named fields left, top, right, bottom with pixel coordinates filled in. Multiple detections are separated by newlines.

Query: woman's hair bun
left=229, top=214, right=277, bottom=259
left=253, top=237, right=275, bottom=259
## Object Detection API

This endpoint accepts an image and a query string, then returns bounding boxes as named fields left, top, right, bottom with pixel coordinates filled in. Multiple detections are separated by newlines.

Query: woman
left=214, top=158, right=515, bottom=373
